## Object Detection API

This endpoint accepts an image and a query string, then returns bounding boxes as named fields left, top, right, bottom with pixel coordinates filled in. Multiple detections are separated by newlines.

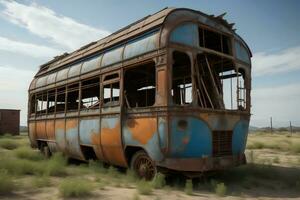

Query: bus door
left=100, top=72, right=127, bottom=166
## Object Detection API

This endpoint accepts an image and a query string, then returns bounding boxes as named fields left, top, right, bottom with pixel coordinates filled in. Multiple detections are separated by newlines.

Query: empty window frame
left=67, top=83, right=79, bottom=111
left=124, top=62, right=156, bottom=108
left=81, top=78, right=100, bottom=109
left=172, top=51, right=192, bottom=105
left=30, top=94, right=36, bottom=114
left=103, top=82, right=120, bottom=106
left=198, top=27, right=231, bottom=55
left=47, top=90, right=56, bottom=114
left=36, top=93, right=47, bottom=115
left=56, top=87, right=66, bottom=113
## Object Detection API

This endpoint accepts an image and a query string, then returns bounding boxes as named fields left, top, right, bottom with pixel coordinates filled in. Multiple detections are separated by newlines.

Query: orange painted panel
left=36, top=121, right=46, bottom=139
left=127, top=117, right=157, bottom=145
left=55, top=119, right=66, bottom=152
left=101, top=117, right=127, bottom=167
left=46, top=120, right=55, bottom=141
left=28, top=122, right=37, bottom=146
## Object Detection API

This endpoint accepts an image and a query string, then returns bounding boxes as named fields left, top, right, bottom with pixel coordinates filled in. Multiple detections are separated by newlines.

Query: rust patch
left=46, top=120, right=55, bottom=140
left=101, top=120, right=127, bottom=166
left=127, top=118, right=157, bottom=145
left=36, top=121, right=46, bottom=139
left=66, top=119, right=78, bottom=130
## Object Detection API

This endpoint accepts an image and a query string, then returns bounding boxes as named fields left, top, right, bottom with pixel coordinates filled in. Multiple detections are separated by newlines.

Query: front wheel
left=130, top=150, right=157, bottom=180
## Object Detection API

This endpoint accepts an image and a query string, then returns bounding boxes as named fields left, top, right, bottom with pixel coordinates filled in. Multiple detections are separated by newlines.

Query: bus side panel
left=79, top=117, right=105, bottom=160
left=123, top=117, right=164, bottom=162
left=55, top=119, right=66, bottom=153
left=100, top=117, right=127, bottom=166
left=46, top=120, right=55, bottom=141
left=36, top=120, right=46, bottom=140
left=232, top=120, right=249, bottom=155
left=28, top=121, right=38, bottom=147
left=66, top=118, right=84, bottom=159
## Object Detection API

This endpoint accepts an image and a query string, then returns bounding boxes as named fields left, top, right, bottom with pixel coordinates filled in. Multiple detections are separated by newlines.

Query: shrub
left=151, top=173, right=166, bottom=189
left=32, top=176, right=51, bottom=188
left=59, top=178, right=94, bottom=197
left=137, top=180, right=152, bottom=195
left=273, top=157, right=280, bottom=164
left=0, top=158, right=45, bottom=175
left=184, top=179, right=193, bottom=195
left=125, top=169, right=138, bottom=183
left=248, top=141, right=264, bottom=149
left=14, top=147, right=44, bottom=161
left=88, top=160, right=107, bottom=173
left=214, top=182, right=227, bottom=197
left=0, top=169, right=15, bottom=195
left=291, top=143, right=300, bottom=153
left=45, top=153, right=67, bottom=176
left=0, top=139, right=18, bottom=150
left=107, top=166, right=120, bottom=178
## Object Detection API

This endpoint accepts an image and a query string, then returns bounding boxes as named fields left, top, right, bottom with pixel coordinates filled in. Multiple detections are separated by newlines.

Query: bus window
left=124, top=62, right=156, bottom=108
left=81, top=78, right=100, bottom=109
left=36, top=93, right=47, bottom=115
left=67, top=83, right=79, bottom=111
left=56, top=87, right=66, bottom=113
left=47, top=90, right=56, bottom=114
left=172, top=51, right=192, bottom=105
left=103, top=82, right=120, bottom=106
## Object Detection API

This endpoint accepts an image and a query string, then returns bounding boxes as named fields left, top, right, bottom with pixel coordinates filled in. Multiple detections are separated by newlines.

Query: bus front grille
left=212, top=130, right=232, bottom=157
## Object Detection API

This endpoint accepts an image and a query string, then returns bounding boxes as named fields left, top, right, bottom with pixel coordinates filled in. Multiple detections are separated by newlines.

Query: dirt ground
left=0, top=132, right=299, bottom=200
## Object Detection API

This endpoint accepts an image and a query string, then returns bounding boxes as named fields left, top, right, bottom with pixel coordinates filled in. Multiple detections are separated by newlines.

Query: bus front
left=160, top=15, right=251, bottom=174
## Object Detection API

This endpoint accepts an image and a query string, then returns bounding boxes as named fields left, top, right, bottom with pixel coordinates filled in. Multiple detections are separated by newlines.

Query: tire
left=130, top=150, right=157, bottom=180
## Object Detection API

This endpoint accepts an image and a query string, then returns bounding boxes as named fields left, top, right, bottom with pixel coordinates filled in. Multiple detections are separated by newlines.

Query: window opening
left=47, top=90, right=56, bottom=114
left=103, top=82, right=120, bottom=106
left=67, top=83, right=79, bottom=111
left=56, top=87, right=66, bottom=113
left=81, top=78, right=100, bottom=109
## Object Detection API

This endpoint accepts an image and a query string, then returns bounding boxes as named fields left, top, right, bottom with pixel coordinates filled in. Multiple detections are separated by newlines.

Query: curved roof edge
left=37, top=7, right=251, bottom=77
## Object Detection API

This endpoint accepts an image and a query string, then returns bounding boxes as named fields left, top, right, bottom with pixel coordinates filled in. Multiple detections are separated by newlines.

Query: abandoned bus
left=28, top=8, right=251, bottom=179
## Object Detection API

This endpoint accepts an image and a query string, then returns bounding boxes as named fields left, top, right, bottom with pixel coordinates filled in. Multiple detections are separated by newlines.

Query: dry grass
left=59, top=178, right=94, bottom=197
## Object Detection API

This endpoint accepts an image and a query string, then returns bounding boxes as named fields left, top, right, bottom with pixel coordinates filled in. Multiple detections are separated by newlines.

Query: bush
left=247, top=141, right=264, bottom=149
left=151, top=173, right=166, bottom=189
left=291, top=143, right=300, bottom=153
left=137, top=180, right=152, bottom=195
left=184, top=179, right=193, bottom=195
left=14, top=147, right=44, bottom=161
left=107, top=166, right=120, bottom=178
left=45, top=153, right=67, bottom=176
left=0, top=158, right=45, bottom=175
left=214, top=182, right=227, bottom=197
left=32, top=176, right=51, bottom=188
left=125, top=169, right=138, bottom=183
left=59, top=178, right=94, bottom=197
left=88, top=160, right=107, bottom=173
left=0, top=169, right=15, bottom=195
left=0, top=139, right=18, bottom=150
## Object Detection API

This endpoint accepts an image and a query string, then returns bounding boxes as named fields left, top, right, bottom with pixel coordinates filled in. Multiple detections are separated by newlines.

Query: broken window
left=36, top=93, right=47, bottom=115
left=67, top=83, right=79, bottom=111
left=103, top=82, right=120, bottom=106
left=47, top=90, right=56, bottom=114
left=198, top=28, right=231, bottom=55
left=172, top=51, right=192, bottom=105
left=124, top=62, right=156, bottom=108
left=81, top=78, right=100, bottom=109
left=30, top=94, right=36, bottom=114
left=56, top=87, right=66, bottom=113
left=195, top=53, right=247, bottom=110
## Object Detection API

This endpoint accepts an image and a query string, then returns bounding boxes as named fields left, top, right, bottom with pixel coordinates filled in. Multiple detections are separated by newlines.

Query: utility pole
left=290, top=121, right=293, bottom=136
left=270, top=117, right=273, bottom=134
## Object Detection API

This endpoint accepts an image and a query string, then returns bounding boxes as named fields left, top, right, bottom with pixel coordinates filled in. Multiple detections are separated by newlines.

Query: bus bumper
left=158, top=154, right=246, bottom=172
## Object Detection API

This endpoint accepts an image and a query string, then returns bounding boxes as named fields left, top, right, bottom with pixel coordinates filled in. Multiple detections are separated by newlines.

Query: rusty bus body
left=28, top=8, right=251, bottom=179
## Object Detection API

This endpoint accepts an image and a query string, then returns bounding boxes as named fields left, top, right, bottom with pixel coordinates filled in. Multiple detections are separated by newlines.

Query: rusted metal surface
left=0, top=109, right=20, bottom=135
left=28, top=8, right=252, bottom=176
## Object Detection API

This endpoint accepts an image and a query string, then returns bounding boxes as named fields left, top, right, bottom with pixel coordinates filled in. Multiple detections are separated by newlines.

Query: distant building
left=0, top=109, right=20, bottom=135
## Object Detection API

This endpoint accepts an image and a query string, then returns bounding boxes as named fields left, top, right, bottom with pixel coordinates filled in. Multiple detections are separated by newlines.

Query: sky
left=0, top=0, right=299, bottom=127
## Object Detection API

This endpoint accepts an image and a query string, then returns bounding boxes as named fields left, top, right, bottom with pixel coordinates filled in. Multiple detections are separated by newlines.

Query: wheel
left=130, top=150, right=157, bottom=180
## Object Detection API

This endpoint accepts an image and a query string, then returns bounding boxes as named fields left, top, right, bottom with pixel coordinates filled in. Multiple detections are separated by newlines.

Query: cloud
left=251, top=83, right=300, bottom=127
left=252, top=46, right=300, bottom=76
left=0, top=36, right=62, bottom=58
left=0, top=1, right=110, bottom=50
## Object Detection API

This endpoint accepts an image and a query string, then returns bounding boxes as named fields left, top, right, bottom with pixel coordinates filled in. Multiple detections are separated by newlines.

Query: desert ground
left=0, top=132, right=299, bottom=200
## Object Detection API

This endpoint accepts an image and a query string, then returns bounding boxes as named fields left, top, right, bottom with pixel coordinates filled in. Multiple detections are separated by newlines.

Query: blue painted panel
left=66, top=119, right=82, bottom=159
left=170, top=23, right=198, bottom=47
left=79, top=118, right=100, bottom=145
left=124, top=32, right=158, bottom=60
left=101, top=47, right=123, bottom=67
left=232, top=120, right=249, bottom=155
left=81, top=55, right=101, bottom=74
left=235, top=41, right=250, bottom=64
left=170, top=117, right=212, bottom=158
left=158, top=117, right=167, bottom=149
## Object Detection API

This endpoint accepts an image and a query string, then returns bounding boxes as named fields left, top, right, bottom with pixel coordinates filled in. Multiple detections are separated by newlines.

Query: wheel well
left=37, top=140, right=47, bottom=150
left=125, top=146, right=146, bottom=165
